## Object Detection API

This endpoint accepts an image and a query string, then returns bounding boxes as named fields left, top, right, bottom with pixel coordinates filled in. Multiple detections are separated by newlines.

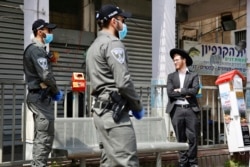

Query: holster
left=39, top=87, right=51, bottom=101
left=110, top=91, right=127, bottom=123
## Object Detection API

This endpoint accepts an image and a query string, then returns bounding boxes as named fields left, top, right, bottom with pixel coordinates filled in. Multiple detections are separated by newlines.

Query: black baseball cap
left=96, top=4, right=131, bottom=21
left=32, top=19, right=56, bottom=31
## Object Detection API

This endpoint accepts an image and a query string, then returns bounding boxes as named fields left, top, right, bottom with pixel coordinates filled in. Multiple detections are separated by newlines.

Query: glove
left=132, top=108, right=145, bottom=120
left=52, top=90, right=63, bottom=101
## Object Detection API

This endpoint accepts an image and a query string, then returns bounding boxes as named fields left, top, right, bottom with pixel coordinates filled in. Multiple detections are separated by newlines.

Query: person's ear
left=183, top=58, right=187, bottom=64
left=37, top=30, right=43, bottom=36
left=111, top=18, right=117, bottom=25
left=110, top=18, right=118, bottom=29
left=39, top=30, right=46, bottom=38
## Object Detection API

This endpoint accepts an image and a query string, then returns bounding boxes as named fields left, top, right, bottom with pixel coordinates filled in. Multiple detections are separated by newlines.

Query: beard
left=115, top=30, right=119, bottom=38
left=114, top=23, right=122, bottom=38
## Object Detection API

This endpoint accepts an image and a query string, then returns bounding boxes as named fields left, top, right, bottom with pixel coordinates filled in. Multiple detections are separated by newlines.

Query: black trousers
left=170, top=106, right=199, bottom=166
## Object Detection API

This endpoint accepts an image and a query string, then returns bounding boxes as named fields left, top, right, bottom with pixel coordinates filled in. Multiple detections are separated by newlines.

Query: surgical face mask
left=118, top=23, right=128, bottom=40
left=43, top=33, right=53, bottom=44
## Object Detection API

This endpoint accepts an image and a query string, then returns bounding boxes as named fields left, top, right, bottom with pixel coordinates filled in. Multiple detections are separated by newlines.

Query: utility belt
left=29, top=89, right=41, bottom=94
left=29, top=87, right=51, bottom=101
left=93, top=91, right=127, bottom=123
left=93, top=101, right=113, bottom=110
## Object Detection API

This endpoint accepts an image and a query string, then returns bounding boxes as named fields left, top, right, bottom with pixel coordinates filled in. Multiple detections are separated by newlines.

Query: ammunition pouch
left=92, top=100, right=112, bottom=116
left=39, top=87, right=51, bottom=101
left=92, top=91, right=127, bottom=122
left=29, top=87, right=51, bottom=102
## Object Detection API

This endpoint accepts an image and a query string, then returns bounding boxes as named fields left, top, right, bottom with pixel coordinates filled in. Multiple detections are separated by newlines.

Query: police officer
left=86, top=4, right=145, bottom=167
left=23, top=19, right=63, bottom=167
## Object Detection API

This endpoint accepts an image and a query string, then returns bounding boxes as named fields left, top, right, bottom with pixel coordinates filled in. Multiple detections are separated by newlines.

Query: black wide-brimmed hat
left=170, top=48, right=193, bottom=66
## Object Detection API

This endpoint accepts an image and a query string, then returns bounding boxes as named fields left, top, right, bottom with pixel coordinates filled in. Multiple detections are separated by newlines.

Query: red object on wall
left=71, top=72, right=86, bottom=92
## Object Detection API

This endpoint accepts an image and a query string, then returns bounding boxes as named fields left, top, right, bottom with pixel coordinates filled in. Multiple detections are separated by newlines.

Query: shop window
left=234, top=29, right=246, bottom=44
left=50, top=0, right=82, bottom=30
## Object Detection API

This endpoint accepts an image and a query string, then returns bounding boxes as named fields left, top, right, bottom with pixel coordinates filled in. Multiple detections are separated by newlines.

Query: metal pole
left=22, top=84, right=27, bottom=161
left=11, top=84, right=16, bottom=161
left=152, top=0, right=176, bottom=118
left=156, top=152, right=162, bottom=167
left=248, top=151, right=250, bottom=167
left=246, top=1, right=250, bottom=167
left=72, top=92, right=79, bottom=117
left=63, top=85, right=68, bottom=118
left=147, top=87, right=150, bottom=117
left=0, top=83, right=4, bottom=163
left=79, top=158, right=86, bottom=167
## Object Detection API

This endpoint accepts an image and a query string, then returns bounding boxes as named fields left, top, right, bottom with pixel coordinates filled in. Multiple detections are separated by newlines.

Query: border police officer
left=86, top=4, right=145, bottom=167
left=23, top=19, right=63, bottom=167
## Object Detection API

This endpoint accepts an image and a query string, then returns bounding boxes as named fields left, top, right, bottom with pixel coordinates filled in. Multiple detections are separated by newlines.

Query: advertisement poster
left=219, top=92, right=231, bottom=134
left=237, top=97, right=247, bottom=124
left=237, top=97, right=250, bottom=146
left=220, top=92, right=231, bottom=122
left=183, top=40, right=247, bottom=76
left=241, top=126, right=250, bottom=146
left=220, top=91, right=250, bottom=146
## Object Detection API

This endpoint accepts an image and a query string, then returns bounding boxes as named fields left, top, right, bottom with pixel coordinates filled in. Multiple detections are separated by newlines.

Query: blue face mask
left=43, top=33, right=53, bottom=44
left=118, top=23, right=128, bottom=40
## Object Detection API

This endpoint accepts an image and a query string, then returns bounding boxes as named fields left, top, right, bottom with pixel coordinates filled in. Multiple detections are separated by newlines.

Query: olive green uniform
left=86, top=31, right=142, bottom=167
left=23, top=38, right=59, bottom=167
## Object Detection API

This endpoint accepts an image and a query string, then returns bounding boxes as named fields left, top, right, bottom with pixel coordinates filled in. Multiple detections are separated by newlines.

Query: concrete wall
left=188, top=0, right=246, bottom=22
left=50, top=0, right=151, bottom=33
left=101, top=0, right=151, bottom=18
left=179, top=9, right=247, bottom=44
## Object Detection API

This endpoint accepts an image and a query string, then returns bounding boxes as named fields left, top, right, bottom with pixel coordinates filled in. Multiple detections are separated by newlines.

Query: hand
left=52, top=90, right=63, bottom=101
left=174, top=88, right=181, bottom=92
left=47, top=51, right=59, bottom=63
left=132, top=108, right=145, bottom=120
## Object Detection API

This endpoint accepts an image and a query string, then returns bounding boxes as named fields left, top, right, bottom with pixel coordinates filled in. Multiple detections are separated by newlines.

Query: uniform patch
left=111, top=48, right=125, bottom=64
left=37, top=58, right=48, bottom=70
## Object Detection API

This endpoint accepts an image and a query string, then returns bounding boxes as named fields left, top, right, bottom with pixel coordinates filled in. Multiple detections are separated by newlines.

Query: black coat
left=166, top=70, right=200, bottom=113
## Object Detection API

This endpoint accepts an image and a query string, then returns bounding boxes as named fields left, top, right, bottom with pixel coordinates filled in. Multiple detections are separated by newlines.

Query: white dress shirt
left=175, top=69, right=189, bottom=105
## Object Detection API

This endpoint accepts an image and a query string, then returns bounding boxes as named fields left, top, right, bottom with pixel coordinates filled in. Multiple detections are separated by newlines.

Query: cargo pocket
left=36, top=117, right=49, bottom=132
left=27, top=92, right=40, bottom=103
left=92, top=108, right=106, bottom=116
left=35, top=117, right=54, bottom=145
left=102, top=111, right=131, bottom=129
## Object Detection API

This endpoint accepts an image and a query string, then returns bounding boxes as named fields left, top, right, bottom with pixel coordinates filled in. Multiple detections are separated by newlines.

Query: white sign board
left=183, top=40, right=247, bottom=76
